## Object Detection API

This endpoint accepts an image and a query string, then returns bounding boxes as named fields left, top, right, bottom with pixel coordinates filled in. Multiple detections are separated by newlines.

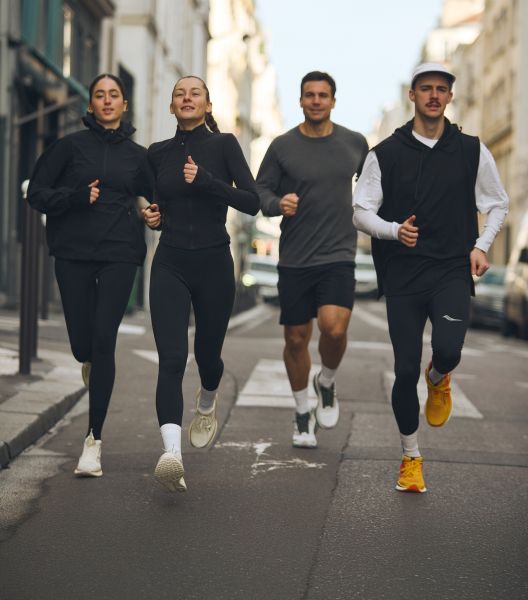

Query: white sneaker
left=154, top=452, right=187, bottom=492
left=81, top=361, right=91, bottom=388
left=189, top=391, right=218, bottom=449
left=74, top=431, right=102, bottom=477
left=292, top=411, right=317, bottom=448
left=313, top=372, right=339, bottom=429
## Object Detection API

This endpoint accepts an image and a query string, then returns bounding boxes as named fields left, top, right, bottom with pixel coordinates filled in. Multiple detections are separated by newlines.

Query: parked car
left=355, top=252, right=378, bottom=297
left=241, top=254, right=279, bottom=302
left=503, top=212, right=528, bottom=338
left=470, top=265, right=506, bottom=329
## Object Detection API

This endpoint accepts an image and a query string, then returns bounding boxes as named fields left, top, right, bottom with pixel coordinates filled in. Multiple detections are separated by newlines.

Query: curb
left=0, top=349, right=87, bottom=469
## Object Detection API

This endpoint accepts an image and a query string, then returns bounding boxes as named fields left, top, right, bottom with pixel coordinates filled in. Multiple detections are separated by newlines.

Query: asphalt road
left=1, top=299, right=527, bottom=600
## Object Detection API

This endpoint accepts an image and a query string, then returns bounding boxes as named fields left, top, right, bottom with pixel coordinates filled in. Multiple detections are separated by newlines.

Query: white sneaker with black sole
left=313, top=372, right=339, bottom=429
left=74, top=431, right=102, bottom=477
left=292, top=410, right=317, bottom=448
left=154, top=452, right=187, bottom=492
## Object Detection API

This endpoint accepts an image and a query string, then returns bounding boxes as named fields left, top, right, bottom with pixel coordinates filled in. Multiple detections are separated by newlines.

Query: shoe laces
left=320, top=384, right=335, bottom=408
left=296, top=412, right=310, bottom=434
left=196, top=413, right=213, bottom=432
left=401, top=458, right=422, bottom=480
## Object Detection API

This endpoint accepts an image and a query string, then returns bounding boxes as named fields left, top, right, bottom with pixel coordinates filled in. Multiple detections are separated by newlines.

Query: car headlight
left=242, top=273, right=257, bottom=287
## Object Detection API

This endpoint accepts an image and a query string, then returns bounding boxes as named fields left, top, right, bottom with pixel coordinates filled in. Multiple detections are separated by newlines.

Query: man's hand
left=279, top=193, right=299, bottom=217
left=183, top=155, right=198, bottom=184
left=142, top=203, right=161, bottom=229
left=398, top=215, right=419, bottom=247
left=88, top=179, right=100, bottom=204
left=470, top=247, right=489, bottom=277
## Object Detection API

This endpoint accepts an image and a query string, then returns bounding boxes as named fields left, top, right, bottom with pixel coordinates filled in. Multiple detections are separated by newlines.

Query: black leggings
left=149, top=243, right=235, bottom=426
left=55, top=259, right=137, bottom=439
left=385, top=278, right=471, bottom=436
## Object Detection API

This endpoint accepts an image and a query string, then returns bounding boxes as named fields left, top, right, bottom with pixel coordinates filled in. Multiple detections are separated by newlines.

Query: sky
left=255, top=0, right=444, bottom=135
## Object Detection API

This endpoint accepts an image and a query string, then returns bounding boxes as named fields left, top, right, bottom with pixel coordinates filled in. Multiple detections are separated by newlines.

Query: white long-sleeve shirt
left=353, top=131, right=509, bottom=253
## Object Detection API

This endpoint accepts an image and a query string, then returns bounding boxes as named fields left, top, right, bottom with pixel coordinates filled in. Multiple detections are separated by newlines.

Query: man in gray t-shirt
left=257, top=71, right=368, bottom=449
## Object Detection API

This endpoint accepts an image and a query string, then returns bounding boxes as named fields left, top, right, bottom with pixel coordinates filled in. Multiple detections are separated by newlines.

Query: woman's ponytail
left=205, top=111, right=220, bottom=134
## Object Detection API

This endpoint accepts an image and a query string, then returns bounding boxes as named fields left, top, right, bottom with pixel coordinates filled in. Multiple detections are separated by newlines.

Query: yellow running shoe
left=425, top=362, right=452, bottom=427
left=395, top=455, right=426, bottom=493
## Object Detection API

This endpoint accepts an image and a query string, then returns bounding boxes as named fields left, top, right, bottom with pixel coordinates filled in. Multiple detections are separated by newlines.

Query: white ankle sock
left=293, top=387, right=310, bottom=415
left=429, top=364, right=446, bottom=385
left=400, top=431, right=421, bottom=458
left=319, top=365, right=336, bottom=388
left=160, top=423, right=182, bottom=455
left=198, top=387, right=217, bottom=413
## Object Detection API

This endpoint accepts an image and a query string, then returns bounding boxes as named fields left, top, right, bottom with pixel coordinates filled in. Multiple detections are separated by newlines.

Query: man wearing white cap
left=353, top=63, right=509, bottom=492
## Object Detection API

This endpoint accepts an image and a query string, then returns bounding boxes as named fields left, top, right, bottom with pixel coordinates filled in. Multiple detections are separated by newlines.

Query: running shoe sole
left=154, top=454, right=186, bottom=492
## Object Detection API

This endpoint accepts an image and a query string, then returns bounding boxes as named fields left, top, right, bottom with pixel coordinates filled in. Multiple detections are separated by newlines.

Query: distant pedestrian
left=257, top=71, right=368, bottom=449
left=353, top=63, right=509, bottom=492
left=143, top=76, right=259, bottom=492
left=28, top=74, right=153, bottom=477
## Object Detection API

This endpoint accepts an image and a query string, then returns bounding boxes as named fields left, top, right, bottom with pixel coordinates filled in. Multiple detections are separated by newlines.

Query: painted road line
left=384, top=371, right=483, bottom=419
left=237, top=358, right=320, bottom=408
left=353, top=305, right=484, bottom=357
left=118, top=323, right=146, bottom=335
left=133, top=349, right=194, bottom=368
left=347, top=341, right=393, bottom=351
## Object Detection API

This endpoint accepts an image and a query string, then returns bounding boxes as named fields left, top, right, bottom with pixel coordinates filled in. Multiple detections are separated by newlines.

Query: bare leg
left=317, top=305, right=352, bottom=369
left=283, top=322, right=313, bottom=391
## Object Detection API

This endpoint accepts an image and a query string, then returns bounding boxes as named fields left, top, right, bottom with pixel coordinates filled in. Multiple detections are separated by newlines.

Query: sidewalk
left=0, top=301, right=269, bottom=469
left=0, top=309, right=86, bottom=468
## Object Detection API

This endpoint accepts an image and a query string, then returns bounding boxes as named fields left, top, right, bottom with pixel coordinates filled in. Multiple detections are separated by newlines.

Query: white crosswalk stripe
left=237, top=359, right=319, bottom=408
left=384, top=372, right=483, bottom=419
left=133, top=349, right=194, bottom=368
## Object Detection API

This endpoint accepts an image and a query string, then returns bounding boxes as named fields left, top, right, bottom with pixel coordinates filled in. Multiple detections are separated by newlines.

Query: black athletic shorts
left=277, top=262, right=356, bottom=325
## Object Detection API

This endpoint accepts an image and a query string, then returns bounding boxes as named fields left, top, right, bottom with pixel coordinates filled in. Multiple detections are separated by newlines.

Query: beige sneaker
left=189, top=391, right=218, bottom=449
left=81, top=361, right=91, bottom=388
left=74, top=431, right=102, bottom=477
left=154, top=452, right=186, bottom=492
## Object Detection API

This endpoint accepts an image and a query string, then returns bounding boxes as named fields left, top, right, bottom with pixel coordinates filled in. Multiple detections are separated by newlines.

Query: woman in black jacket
left=143, top=76, right=259, bottom=492
left=28, top=74, right=152, bottom=477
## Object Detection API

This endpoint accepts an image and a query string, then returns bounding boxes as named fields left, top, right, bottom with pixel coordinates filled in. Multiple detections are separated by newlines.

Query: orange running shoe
left=395, top=455, right=427, bottom=493
left=425, top=362, right=452, bottom=427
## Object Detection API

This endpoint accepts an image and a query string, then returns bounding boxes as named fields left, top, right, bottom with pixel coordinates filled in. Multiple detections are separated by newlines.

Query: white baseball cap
left=411, top=62, right=456, bottom=87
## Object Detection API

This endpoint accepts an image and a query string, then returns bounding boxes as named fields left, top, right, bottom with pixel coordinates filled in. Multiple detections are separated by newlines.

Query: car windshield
left=249, top=261, right=277, bottom=273
left=478, top=268, right=505, bottom=286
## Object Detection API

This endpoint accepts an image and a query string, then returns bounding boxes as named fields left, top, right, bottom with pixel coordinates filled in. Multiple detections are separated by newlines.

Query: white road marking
left=236, top=359, right=319, bottom=408
left=353, top=306, right=485, bottom=357
left=132, top=349, right=194, bottom=368
left=118, top=323, right=146, bottom=335
left=215, top=440, right=325, bottom=475
left=347, top=341, right=393, bottom=351
left=384, top=371, right=483, bottom=419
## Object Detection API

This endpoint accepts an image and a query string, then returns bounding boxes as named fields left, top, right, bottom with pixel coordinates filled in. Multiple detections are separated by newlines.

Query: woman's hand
left=88, top=179, right=100, bottom=204
left=142, top=203, right=161, bottom=229
left=398, top=215, right=419, bottom=247
left=183, top=155, right=198, bottom=184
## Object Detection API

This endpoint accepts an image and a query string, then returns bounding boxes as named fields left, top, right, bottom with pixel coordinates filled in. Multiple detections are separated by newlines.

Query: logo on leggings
left=442, top=314, right=462, bottom=322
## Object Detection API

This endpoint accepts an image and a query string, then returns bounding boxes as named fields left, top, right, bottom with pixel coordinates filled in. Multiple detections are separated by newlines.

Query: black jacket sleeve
left=27, top=138, right=90, bottom=215
left=192, top=134, right=260, bottom=216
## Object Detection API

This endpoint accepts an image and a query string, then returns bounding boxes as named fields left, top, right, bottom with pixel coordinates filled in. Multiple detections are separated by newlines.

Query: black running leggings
left=149, top=243, right=235, bottom=426
left=54, top=259, right=137, bottom=439
left=385, top=278, right=471, bottom=435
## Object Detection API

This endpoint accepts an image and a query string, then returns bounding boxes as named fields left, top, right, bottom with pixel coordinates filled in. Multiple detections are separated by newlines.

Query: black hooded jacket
left=371, top=118, right=480, bottom=297
left=147, top=124, right=260, bottom=250
left=28, top=114, right=153, bottom=265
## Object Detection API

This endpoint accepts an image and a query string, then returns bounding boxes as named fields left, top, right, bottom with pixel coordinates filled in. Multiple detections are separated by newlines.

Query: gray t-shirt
left=257, top=124, right=368, bottom=268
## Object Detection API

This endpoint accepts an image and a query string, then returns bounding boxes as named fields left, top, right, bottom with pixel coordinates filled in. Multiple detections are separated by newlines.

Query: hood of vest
left=392, top=118, right=462, bottom=154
